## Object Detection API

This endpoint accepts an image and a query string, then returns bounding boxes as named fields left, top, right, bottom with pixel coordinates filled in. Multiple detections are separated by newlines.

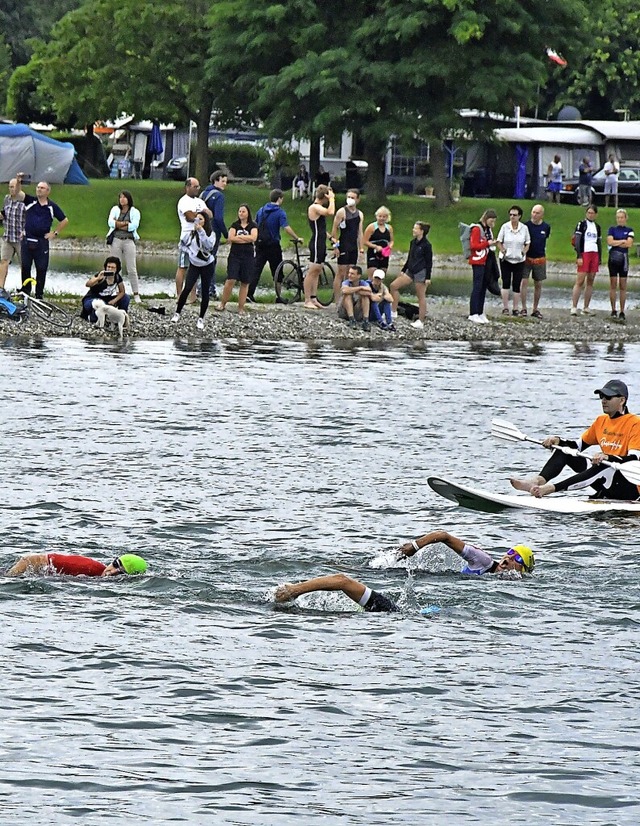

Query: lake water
left=1, top=338, right=639, bottom=825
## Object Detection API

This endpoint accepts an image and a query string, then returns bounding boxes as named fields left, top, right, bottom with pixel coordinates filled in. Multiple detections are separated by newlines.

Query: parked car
left=590, top=162, right=640, bottom=205
left=166, top=156, right=188, bottom=181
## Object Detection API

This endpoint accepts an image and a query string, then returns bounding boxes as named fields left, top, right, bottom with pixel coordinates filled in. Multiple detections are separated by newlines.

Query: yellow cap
left=512, top=544, right=535, bottom=573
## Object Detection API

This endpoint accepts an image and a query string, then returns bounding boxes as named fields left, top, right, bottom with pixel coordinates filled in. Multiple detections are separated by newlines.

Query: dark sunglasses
left=506, top=549, right=525, bottom=566
left=509, top=212, right=520, bottom=217
left=111, top=557, right=125, bottom=573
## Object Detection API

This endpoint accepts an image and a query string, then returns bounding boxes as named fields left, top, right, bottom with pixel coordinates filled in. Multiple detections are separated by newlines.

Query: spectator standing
left=363, top=206, right=394, bottom=277
left=200, top=170, right=229, bottom=298
left=604, top=153, right=620, bottom=209
left=467, top=209, right=499, bottom=324
left=172, top=212, right=216, bottom=331
left=522, top=204, right=551, bottom=318
left=607, top=208, right=634, bottom=320
left=572, top=205, right=601, bottom=316
left=21, top=181, right=68, bottom=298
left=390, top=221, right=433, bottom=329
left=219, top=204, right=257, bottom=314
left=248, top=189, right=303, bottom=303
left=304, top=185, right=335, bottom=309
left=0, top=175, right=26, bottom=288
left=81, top=256, right=130, bottom=322
left=338, top=265, right=371, bottom=330
left=546, top=154, right=563, bottom=204
left=496, top=205, right=530, bottom=316
left=107, top=190, right=141, bottom=303
left=175, top=178, right=209, bottom=297
left=577, top=157, right=594, bottom=206
left=330, top=189, right=364, bottom=301
left=368, top=269, right=395, bottom=330
left=314, top=165, right=330, bottom=188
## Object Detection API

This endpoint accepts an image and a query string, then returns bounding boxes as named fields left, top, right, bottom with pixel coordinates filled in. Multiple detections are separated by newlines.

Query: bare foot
left=303, top=303, right=320, bottom=310
left=530, top=483, right=554, bottom=498
left=510, top=476, right=544, bottom=492
left=275, top=584, right=297, bottom=602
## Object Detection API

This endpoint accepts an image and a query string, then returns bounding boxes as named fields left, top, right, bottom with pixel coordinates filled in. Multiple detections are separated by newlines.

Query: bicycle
left=11, top=277, right=72, bottom=329
left=274, top=239, right=335, bottom=305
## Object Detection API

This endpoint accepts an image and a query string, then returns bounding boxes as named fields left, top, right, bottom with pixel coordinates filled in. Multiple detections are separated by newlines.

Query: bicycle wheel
left=316, top=262, right=336, bottom=306
left=274, top=261, right=303, bottom=304
left=28, top=298, right=72, bottom=329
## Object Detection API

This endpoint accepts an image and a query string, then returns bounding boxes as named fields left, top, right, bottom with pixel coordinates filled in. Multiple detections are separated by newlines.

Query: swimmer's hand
left=395, top=543, right=413, bottom=560
left=274, top=584, right=296, bottom=603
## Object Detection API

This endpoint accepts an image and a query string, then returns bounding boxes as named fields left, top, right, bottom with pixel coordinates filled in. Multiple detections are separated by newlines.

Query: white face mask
left=346, top=197, right=356, bottom=207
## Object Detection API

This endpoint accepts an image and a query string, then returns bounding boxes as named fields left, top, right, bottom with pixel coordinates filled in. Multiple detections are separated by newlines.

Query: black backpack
left=255, top=211, right=273, bottom=247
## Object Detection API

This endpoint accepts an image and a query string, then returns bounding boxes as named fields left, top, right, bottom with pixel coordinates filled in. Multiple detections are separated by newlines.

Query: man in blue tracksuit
left=248, top=189, right=303, bottom=302
left=21, top=181, right=68, bottom=298
left=200, top=170, right=228, bottom=298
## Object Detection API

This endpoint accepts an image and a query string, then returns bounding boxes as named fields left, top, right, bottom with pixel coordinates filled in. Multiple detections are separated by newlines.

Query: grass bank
left=34, top=179, right=623, bottom=261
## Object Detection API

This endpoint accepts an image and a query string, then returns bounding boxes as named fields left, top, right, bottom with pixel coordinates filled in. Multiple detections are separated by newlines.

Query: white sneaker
left=478, top=314, right=490, bottom=324
left=411, top=319, right=424, bottom=329
left=171, top=313, right=180, bottom=323
left=196, top=318, right=205, bottom=330
left=468, top=314, right=481, bottom=323
left=391, top=311, right=398, bottom=320
left=570, top=307, right=579, bottom=316
left=134, top=294, right=141, bottom=304
left=582, top=307, right=594, bottom=315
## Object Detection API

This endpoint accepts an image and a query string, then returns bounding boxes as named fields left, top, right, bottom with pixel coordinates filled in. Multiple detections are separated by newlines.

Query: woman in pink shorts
left=572, top=205, right=601, bottom=316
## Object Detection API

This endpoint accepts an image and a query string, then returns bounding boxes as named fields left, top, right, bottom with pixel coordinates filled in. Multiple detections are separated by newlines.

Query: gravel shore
left=5, top=239, right=639, bottom=343
left=2, top=295, right=640, bottom=344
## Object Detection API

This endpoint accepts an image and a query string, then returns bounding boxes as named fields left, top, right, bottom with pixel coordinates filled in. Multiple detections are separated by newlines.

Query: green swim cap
left=118, top=554, right=147, bottom=575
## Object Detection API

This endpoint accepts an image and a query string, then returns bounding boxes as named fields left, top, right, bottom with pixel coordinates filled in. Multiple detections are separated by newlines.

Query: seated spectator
left=314, top=165, right=331, bottom=188
left=294, top=164, right=309, bottom=199
left=368, top=269, right=395, bottom=330
left=338, top=264, right=371, bottom=330
left=81, top=256, right=130, bottom=323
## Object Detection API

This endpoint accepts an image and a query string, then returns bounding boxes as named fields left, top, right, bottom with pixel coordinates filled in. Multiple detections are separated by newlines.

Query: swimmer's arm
left=397, top=530, right=465, bottom=558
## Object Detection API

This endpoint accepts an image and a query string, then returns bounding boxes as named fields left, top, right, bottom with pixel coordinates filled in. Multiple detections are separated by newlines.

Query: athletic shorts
left=337, top=295, right=365, bottom=321
left=403, top=268, right=429, bottom=284
left=547, top=181, right=561, bottom=193
left=1, top=240, right=20, bottom=263
left=226, top=256, right=253, bottom=284
left=309, top=243, right=326, bottom=265
left=608, top=250, right=629, bottom=279
left=604, top=177, right=618, bottom=195
left=524, top=257, right=547, bottom=282
left=578, top=251, right=599, bottom=274
left=361, top=588, right=400, bottom=613
left=177, top=248, right=189, bottom=269
left=337, top=248, right=358, bottom=266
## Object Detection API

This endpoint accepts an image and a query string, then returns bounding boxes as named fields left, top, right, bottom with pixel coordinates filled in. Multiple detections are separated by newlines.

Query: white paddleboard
left=427, top=476, right=640, bottom=515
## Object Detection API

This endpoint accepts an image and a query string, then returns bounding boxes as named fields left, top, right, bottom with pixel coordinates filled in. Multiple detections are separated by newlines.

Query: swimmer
left=5, top=552, right=148, bottom=577
left=275, top=574, right=400, bottom=612
left=396, top=529, right=535, bottom=575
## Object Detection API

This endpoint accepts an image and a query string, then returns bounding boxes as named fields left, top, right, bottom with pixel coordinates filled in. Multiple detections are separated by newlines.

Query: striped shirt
left=2, top=195, right=26, bottom=244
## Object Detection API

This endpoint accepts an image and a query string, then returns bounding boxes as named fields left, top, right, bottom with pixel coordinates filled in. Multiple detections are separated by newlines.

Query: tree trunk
left=361, top=138, right=387, bottom=203
left=309, top=136, right=321, bottom=179
left=194, top=93, right=214, bottom=183
left=430, top=141, right=453, bottom=208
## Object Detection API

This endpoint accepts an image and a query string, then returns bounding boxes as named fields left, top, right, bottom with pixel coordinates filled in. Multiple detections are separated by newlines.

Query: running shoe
left=171, top=313, right=180, bottom=323
left=411, top=319, right=424, bottom=329
left=196, top=318, right=205, bottom=330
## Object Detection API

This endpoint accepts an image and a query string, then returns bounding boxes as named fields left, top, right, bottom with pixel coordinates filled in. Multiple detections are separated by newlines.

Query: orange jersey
left=581, top=413, right=640, bottom=457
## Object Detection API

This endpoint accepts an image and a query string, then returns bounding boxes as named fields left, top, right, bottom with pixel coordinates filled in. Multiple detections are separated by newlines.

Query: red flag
left=546, top=48, right=567, bottom=67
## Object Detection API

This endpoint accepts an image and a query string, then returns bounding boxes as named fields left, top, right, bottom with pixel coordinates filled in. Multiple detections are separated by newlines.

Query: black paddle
left=491, top=418, right=640, bottom=486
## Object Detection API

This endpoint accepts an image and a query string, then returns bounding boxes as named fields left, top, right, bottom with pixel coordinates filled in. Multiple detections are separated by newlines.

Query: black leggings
left=542, top=451, right=638, bottom=499
left=177, top=262, right=214, bottom=318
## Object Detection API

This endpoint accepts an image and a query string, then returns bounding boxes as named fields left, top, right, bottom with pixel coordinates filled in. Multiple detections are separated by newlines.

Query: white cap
left=371, top=269, right=385, bottom=280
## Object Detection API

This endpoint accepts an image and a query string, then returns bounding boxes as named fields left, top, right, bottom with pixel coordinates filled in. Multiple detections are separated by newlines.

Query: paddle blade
left=617, top=461, right=640, bottom=486
left=491, top=418, right=528, bottom=443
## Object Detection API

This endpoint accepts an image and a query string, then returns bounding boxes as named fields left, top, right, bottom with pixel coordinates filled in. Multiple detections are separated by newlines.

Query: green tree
left=209, top=0, right=587, bottom=204
left=559, top=0, right=640, bottom=119
left=0, top=0, right=81, bottom=67
left=17, top=0, right=214, bottom=181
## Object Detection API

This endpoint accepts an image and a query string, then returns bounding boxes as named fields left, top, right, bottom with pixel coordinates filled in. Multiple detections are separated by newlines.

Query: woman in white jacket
left=171, top=212, right=216, bottom=330
left=107, top=190, right=141, bottom=302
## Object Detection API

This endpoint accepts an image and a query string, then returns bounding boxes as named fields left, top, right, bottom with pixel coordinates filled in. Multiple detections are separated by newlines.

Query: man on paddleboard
left=5, top=553, right=148, bottom=577
left=510, top=379, right=640, bottom=500
left=274, top=534, right=534, bottom=613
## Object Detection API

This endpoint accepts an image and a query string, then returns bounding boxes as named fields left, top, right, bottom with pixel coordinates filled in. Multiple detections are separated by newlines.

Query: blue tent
left=0, top=124, right=89, bottom=184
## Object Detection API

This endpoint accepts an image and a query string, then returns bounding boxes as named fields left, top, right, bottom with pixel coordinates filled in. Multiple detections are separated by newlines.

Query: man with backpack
left=200, top=170, right=229, bottom=298
left=247, top=189, right=304, bottom=303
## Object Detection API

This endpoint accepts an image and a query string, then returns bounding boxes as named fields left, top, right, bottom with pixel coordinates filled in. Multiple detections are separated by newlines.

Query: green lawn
left=38, top=179, right=616, bottom=261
